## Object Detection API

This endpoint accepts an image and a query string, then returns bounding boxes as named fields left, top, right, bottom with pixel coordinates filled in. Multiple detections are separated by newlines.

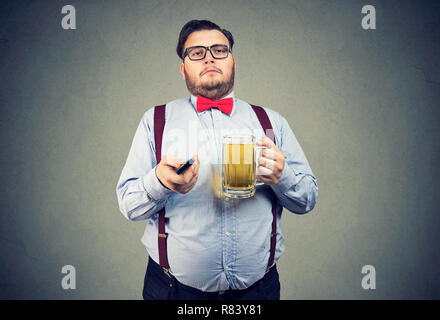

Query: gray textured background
left=1, top=0, right=439, bottom=299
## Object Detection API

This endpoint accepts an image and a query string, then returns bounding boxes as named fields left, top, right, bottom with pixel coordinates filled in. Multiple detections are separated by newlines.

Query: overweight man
left=116, top=19, right=318, bottom=300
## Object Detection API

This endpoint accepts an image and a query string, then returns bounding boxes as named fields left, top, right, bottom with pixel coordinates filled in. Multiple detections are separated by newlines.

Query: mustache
left=200, top=67, right=222, bottom=76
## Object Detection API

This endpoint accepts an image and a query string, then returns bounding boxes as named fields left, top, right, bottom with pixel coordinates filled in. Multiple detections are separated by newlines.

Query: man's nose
left=203, top=49, right=215, bottom=63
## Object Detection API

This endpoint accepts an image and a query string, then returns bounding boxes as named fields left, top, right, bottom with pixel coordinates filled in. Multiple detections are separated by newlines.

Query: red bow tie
left=196, top=96, right=233, bottom=115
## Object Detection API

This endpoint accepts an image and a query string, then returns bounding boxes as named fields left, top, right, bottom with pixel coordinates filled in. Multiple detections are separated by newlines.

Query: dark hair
left=176, top=20, right=234, bottom=60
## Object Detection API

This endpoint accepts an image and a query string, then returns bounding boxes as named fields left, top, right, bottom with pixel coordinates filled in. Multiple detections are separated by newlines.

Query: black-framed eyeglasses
left=183, top=44, right=231, bottom=61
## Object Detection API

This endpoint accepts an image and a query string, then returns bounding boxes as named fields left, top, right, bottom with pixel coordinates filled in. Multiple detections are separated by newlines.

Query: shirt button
left=225, top=232, right=231, bottom=237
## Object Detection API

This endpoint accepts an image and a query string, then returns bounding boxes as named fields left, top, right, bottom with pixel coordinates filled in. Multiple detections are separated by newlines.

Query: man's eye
left=190, top=49, right=204, bottom=56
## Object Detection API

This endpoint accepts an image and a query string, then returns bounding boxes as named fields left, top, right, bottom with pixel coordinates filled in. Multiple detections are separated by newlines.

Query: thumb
left=162, top=154, right=185, bottom=168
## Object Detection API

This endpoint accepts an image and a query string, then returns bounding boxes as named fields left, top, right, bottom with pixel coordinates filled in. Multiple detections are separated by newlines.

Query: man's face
left=180, top=29, right=236, bottom=100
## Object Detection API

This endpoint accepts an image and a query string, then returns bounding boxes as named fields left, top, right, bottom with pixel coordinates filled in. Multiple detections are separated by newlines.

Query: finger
left=256, top=136, right=275, bottom=148
left=163, top=154, right=185, bottom=168
left=178, top=155, right=199, bottom=181
left=182, top=156, right=198, bottom=180
left=166, top=167, right=194, bottom=186
left=182, top=168, right=198, bottom=184
left=175, top=162, right=198, bottom=185
left=258, top=157, right=276, bottom=172
left=261, top=148, right=276, bottom=160
left=191, top=154, right=200, bottom=174
left=178, top=174, right=198, bottom=194
left=187, top=173, right=199, bottom=188
left=174, top=173, right=192, bottom=185
left=257, top=165, right=273, bottom=176
left=257, top=174, right=273, bottom=184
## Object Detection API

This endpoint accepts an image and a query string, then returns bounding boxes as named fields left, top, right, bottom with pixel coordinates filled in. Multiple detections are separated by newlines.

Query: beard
left=184, top=67, right=235, bottom=101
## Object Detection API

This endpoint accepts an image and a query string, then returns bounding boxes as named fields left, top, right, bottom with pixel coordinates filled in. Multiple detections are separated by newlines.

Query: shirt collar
left=190, top=91, right=236, bottom=116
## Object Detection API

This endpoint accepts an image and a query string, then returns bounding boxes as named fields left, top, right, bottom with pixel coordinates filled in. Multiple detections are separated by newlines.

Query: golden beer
left=222, top=135, right=262, bottom=198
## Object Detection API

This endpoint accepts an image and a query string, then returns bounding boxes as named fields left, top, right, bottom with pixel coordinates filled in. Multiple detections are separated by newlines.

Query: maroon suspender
left=153, top=103, right=278, bottom=276
left=153, top=105, right=171, bottom=275
left=153, top=105, right=166, bottom=167
left=250, top=105, right=278, bottom=272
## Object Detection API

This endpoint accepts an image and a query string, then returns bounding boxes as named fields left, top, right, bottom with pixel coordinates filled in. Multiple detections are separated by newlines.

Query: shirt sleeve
left=270, top=112, right=318, bottom=214
left=116, top=109, right=174, bottom=221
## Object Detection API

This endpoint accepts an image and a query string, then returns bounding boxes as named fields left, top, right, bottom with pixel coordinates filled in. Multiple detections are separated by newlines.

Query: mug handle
left=255, top=146, right=267, bottom=186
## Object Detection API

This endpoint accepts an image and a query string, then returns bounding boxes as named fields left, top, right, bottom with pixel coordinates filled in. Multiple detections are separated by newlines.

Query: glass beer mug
left=222, top=134, right=266, bottom=199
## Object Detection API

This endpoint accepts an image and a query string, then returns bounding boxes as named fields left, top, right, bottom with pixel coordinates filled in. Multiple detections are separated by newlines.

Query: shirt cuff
left=270, top=164, right=297, bottom=195
left=142, top=167, right=174, bottom=202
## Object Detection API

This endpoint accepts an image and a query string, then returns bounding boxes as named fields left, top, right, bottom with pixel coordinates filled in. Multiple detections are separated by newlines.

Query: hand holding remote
left=155, top=154, right=199, bottom=194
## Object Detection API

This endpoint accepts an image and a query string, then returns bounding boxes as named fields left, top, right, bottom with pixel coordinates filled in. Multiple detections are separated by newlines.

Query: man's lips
left=201, top=68, right=222, bottom=76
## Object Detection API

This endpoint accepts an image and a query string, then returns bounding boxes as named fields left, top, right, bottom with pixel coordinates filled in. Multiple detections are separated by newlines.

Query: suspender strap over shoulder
left=153, top=105, right=166, bottom=165
left=153, top=105, right=170, bottom=272
left=250, top=105, right=278, bottom=272
left=153, top=103, right=278, bottom=275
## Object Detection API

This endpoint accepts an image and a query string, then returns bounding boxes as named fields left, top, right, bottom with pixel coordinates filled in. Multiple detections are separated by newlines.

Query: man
left=116, top=20, right=318, bottom=300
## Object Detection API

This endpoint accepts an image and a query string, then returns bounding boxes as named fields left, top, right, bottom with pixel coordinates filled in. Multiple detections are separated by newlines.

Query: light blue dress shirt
left=116, top=92, right=318, bottom=292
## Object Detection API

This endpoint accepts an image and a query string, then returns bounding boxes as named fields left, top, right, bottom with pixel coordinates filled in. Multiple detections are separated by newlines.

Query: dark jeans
left=142, top=257, right=280, bottom=300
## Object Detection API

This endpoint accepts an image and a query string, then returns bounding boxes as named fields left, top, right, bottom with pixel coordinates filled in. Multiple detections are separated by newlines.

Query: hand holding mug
left=256, top=136, right=285, bottom=185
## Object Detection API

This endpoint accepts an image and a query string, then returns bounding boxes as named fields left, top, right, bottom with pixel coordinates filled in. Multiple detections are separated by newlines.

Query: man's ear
left=180, top=62, right=186, bottom=80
